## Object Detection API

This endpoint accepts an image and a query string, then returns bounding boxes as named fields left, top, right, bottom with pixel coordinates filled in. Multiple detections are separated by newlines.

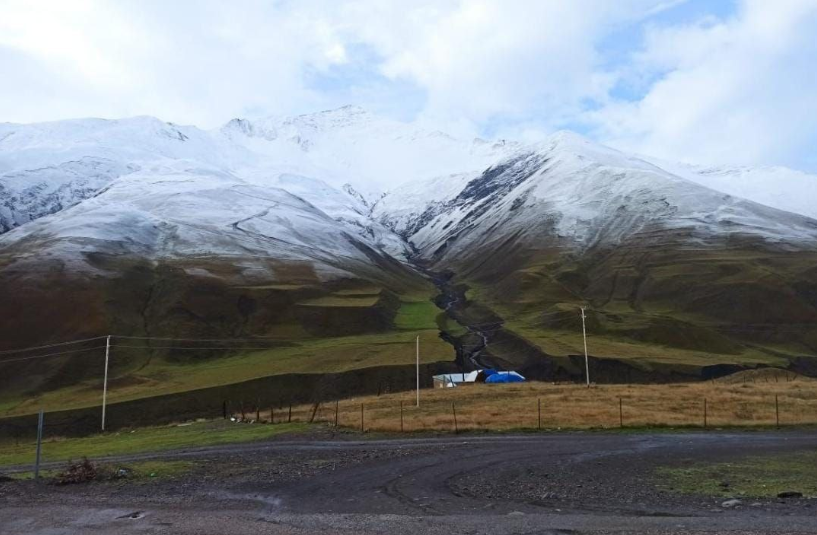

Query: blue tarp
left=484, top=371, right=526, bottom=384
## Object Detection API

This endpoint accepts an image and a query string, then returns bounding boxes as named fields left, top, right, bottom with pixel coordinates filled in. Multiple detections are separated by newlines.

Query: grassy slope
left=457, top=243, right=817, bottom=368
left=0, top=420, right=307, bottom=467
left=1, top=293, right=452, bottom=418
left=476, top=288, right=789, bottom=367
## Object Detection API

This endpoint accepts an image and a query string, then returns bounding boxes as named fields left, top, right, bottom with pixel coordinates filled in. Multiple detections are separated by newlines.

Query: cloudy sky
left=1, top=0, right=816, bottom=171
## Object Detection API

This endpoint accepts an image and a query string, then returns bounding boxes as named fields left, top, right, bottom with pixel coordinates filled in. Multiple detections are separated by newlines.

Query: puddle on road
left=206, top=490, right=286, bottom=523
left=206, top=490, right=282, bottom=509
left=117, top=511, right=145, bottom=520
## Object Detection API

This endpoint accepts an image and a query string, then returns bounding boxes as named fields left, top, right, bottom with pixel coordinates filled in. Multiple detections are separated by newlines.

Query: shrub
left=54, top=457, right=98, bottom=485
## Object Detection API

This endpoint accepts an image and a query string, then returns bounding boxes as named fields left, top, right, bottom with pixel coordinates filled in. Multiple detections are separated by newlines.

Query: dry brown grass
left=259, top=372, right=817, bottom=433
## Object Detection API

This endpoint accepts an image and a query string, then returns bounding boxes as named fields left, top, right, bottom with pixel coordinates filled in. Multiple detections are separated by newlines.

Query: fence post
left=222, top=401, right=227, bottom=420
left=775, top=395, right=780, bottom=428
left=270, top=407, right=274, bottom=424
left=704, top=398, right=707, bottom=429
left=537, top=398, right=541, bottom=430
left=400, top=400, right=404, bottom=433
left=360, top=403, right=364, bottom=433
left=335, top=400, right=339, bottom=428
left=240, top=401, right=245, bottom=420
left=452, top=402, right=458, bottom=434
left=34, top=410, right=44, bottom=481
left=619, top=397, right=623, bottom=428
left=288, top=404, right=292, bottom=423
left=256, top=401, right=260, bottom=423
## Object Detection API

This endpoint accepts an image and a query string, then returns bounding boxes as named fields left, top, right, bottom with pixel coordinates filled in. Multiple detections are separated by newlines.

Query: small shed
left=432, top=369, right=525, bottom=388
left=432, top=371, right=480, bottom=388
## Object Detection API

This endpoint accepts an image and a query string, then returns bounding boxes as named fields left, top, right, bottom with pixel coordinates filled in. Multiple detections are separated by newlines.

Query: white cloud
left=333, top=0, right=660, bottom=134
left=0, top=0, right=661, bottom=128
left=0, top=0, right=353, bottom=125
left=0, top=0, right=815, bottom=172
left=591, top=0, right=817, bottom=170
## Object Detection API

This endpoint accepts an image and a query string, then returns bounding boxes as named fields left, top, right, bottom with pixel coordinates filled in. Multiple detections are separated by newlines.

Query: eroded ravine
left=433, top=271, right=494, bottom=370
left=413, top=265, right=508, bottom=372
left=406, top=253, right=563, bottom=379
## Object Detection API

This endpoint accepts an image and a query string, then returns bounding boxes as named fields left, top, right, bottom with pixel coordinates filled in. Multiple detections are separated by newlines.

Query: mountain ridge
left=1, top=106, right=816, bottom=406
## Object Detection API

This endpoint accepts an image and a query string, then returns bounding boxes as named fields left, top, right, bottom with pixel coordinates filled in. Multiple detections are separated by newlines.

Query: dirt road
left=3, top=431, right=817, bottom=534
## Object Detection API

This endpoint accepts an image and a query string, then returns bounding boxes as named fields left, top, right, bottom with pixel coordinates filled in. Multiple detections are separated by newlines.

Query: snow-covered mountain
left=1, top=162, right=410, bottom=284
left=0, top=107, right=519, bottom=279
left=2, top=108, right=816, bottom=280
left=2, top=106, right=817, bottom=359
left=218, top=105, right=516, bottom=192
left=372, top=131, right=817, bottom=268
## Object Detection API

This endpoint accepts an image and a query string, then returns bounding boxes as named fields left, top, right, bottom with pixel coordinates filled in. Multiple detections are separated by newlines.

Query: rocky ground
left=2, top=431, right=817, bottom=534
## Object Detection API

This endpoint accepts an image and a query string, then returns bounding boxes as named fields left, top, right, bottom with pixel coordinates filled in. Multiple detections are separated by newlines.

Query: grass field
left=3, top=373, right=816, bottom=473
left=502, top=322, right=789, bottom=367
left=0, top=420, right=307, bottom=468
left=10, top=459, right=194, bottom=481
left=297, top=295, right=382, bottom=307
left=296, top=372, right=817, bottom=433
left=659, top=451, right=817, bottom=498
left=1, top=296, right=452, bottom=418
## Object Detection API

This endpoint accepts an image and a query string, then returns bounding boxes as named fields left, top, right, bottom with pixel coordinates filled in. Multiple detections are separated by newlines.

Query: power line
left=112, top=335, right=292, bottom=342
left=0, top=345, right=108, bottom=364
left=0, top=334, right=292, bottom=356
left=0, top=336, right=108, bottom=355
left=111, top=344, right=285, bottom=351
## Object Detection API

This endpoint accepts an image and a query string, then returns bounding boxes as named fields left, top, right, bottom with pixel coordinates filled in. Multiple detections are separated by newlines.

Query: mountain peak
left=281, top=105, right=373, bottom=130
left=546, top=129, right=592, bottom=145
left=324, top=104, right=368, bottom=115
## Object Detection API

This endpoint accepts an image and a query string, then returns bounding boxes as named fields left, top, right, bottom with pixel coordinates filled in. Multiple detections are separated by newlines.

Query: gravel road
left=2, top=430, right=817, bottom=534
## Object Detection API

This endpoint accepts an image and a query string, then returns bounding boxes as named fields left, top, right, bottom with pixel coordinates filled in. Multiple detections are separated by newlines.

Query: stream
left=422, top=268, right=505, bottom=371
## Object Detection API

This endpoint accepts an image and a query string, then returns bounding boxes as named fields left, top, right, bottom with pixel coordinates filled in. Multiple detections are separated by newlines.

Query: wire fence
left=2, top=375, right=816, bottom=482
left=2, top=336, right=817, bottom=442
left=225, top=376, right=817, bottom=433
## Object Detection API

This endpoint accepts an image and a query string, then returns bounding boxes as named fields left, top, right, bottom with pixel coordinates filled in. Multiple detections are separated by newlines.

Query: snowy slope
left=373, top=131, right=817, bottom=264
left=0, top=116, right=223, bottom=233
left=0, top=160, right=408, bottom=283
left=217, top=105, right=516, bottom=193
left=0, top=106, right=514, bottom=247
left=2, top=108, right=817, bottom=285
left=644, top=159, right=817, bottom=221
left=0, top=107, right=508, bottom=279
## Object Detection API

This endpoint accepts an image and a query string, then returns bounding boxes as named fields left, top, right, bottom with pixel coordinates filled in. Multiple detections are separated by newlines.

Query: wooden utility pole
left=34, top=410, right=44, bottom=480
left=101, top=335, right=111, bottom=431
left=416, top=335, right=420, bottom=407
left=580, top=308, right=590, bottom=387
